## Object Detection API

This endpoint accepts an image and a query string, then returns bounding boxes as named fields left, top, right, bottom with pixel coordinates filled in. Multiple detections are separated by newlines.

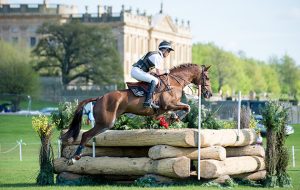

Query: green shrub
left=221, top=120, right=237, bottom=129
left=114, top=114, right=187, bottom=130
left=262, top=101, right=292, bottom=187
left=183, top=100, right=222, bottom=129
left=51, top=100, right=78, bottom=130
left=249, top=116, right=257, bottom=129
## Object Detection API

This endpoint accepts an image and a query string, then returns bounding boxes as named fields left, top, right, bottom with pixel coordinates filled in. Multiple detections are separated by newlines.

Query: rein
left=168, top=73, right=193, bottom=92
left=155, top=65, right=207, bottom=94
left=170, top=65, right=207, bottom=94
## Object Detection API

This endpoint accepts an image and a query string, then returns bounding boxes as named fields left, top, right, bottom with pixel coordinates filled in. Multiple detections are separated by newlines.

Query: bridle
left=165, top=65, right=208, bottom=95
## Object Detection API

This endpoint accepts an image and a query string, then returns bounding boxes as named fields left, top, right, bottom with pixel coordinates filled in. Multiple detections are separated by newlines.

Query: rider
left=131, top=41, right=174, bottom=108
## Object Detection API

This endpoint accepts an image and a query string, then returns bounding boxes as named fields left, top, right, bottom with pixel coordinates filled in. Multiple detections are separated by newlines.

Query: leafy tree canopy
left=0, top=40, right=39, bottom=111
left=32, top=21, right=122, bottom=87
left=193, top=43, right=300, bottom=100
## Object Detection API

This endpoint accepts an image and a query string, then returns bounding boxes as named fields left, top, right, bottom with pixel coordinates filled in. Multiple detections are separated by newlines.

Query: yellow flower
left=32, top=115, right=54, bottom=137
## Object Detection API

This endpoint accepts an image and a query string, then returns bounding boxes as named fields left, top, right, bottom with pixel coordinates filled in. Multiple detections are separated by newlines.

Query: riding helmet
left=158, top=41, right=174, bottom=51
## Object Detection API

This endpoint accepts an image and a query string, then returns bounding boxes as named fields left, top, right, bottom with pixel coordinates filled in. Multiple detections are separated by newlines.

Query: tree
left=271, top=55, right=300, bottom=100
left=193, top=43, right=251, bottom=95
left=193, top=43, right=299, bottom=99
left=243, top=59, right=267, bottom=94
left=0, top=41, right=39, bottom=111
left=261, top=65, right=281, bottom=97
left=32, top=21, right=122, bottom=87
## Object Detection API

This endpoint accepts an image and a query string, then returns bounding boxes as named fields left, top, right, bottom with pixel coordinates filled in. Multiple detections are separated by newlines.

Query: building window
left=30, top=37, right=36, bottom=47
left=132, top=36, right=136, bottom=54
left=12, top=37, right=18, bottom=44
left=126, top=35, right=129, bottom=53
left=140, top=38, right=144, bottom=55
left=11, top=27, right=19, bottom=33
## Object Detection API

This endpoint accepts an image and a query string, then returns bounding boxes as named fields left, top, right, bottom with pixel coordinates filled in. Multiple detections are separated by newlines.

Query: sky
left=8, top=0, right=300, bottom=65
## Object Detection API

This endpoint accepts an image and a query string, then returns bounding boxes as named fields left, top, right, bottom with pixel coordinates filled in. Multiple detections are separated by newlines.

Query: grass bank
left=0, top=115, right=299, bottom=189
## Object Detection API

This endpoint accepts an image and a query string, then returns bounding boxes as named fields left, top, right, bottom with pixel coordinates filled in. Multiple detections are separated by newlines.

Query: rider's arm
left=148, top=54, right=169, bottom=75
left=155, top=68, right=166, bottom=75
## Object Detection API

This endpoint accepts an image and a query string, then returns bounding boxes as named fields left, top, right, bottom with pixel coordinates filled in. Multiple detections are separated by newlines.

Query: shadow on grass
left=0, top=183, right=39, bottom=188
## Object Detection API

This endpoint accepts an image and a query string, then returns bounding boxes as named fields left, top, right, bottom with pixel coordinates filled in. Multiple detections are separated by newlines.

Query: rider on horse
left=131, top=41, right=174, bottom=109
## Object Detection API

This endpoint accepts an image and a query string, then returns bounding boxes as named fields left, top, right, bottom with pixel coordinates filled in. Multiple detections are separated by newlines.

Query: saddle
left=126, top=81, right=158, bottom=97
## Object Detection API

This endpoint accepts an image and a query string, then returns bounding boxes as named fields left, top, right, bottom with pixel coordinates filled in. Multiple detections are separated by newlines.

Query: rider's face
left=163, top=49, right=170, bottom=57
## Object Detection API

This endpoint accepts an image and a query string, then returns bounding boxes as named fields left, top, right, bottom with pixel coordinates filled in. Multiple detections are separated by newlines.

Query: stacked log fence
left=54, top=128, right=266, bottom=184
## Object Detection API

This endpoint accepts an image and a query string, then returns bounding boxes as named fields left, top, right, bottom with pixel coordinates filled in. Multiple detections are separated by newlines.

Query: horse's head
left=194, top=65, right=212, bottom=99
left=169, top=64, right=212, bottom=99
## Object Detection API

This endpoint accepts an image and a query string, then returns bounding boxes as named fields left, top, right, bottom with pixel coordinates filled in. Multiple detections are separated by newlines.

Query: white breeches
left=131, top=67, right=159, bottom=86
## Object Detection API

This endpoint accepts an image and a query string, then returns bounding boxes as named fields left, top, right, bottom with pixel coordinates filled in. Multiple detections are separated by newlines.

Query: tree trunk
left=62, top=145, right=149, bottom=158
left=196, top=156, right=265, bottom=179
left=54, top=156, right=190, bottom=178
left=231, top=170, right=266, bottom=181
left=64, top=129, right=197, bottom=147
left=63, top=129, right=256, bottom=148
left=226, top=145, right=265, bottom=158
left=148, top=145, right=226, bottom=161
left=200, top=129, right=257, bottom=147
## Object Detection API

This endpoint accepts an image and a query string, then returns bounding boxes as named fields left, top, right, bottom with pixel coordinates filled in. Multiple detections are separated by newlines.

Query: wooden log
left=211, top=175, right=231, bottom=184
left=62, top=145, right=149, bottom=158
left=200, top=129, right=257, bottom=147
left=54, top=156, right=190, bottom=178
left=63, top=129, right=197, bottom=147
left=63, top=129, right=256, bottom=148
left=226, top=145, right=265, bottom=158
left=231, top=170, right=266, bottom=181
left=196, top=156, right=265, bottom=179
left=148, top=145, right=226, bottom=161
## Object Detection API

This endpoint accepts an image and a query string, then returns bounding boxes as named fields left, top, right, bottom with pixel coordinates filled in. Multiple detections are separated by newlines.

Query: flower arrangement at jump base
left=157, top=116, right=169, bottom=129
left=32, top=115, right=55, bottom=185
left=114, top=112, right=187, bottom=130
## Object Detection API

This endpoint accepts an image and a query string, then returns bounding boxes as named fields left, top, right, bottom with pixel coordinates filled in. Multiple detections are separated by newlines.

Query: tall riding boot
left=144, top=80, right=159, bottom=109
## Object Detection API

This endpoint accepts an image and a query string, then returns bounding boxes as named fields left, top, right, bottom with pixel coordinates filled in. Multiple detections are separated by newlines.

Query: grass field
left=0, top=115, right=299, bottom=190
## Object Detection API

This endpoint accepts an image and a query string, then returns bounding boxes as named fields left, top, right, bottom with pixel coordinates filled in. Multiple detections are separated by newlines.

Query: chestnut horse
left=62, top=63, right=212, bottom=160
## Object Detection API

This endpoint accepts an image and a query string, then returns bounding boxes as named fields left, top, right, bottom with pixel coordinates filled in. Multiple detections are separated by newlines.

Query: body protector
left=132, top=51, right=159, bottom=72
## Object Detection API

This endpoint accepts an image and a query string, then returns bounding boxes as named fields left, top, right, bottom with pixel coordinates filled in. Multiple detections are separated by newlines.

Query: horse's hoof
left=74, top=155, right=81, bottom=160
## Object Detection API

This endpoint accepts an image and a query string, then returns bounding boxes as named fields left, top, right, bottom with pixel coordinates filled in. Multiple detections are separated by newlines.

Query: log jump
left=55, top=128, right=265, bottom=184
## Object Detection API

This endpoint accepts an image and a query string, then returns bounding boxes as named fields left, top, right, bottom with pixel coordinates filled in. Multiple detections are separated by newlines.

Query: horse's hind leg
left=72, top=92, right=125, bottom=161
left=72, top=125, right=109, bottom=160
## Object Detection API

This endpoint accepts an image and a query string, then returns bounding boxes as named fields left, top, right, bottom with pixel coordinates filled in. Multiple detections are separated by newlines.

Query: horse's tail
left=61, top=97, right=99, bottom=142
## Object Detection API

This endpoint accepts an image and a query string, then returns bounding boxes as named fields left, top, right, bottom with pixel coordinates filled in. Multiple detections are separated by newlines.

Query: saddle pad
left=126, top=82, right=148, bottom=97
left=129, top=86, right=146, bottom=97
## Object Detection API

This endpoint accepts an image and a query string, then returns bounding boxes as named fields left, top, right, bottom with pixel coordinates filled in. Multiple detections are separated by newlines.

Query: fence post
left=197, top=84, right=201, bottom=180
left=237, top=91, right=241, bottom=141
left=27, top=95, right=31, bottom=117
left=292, top=146, right=295, bottom=168
left=57, top=139, right=61, bottom=158
left=17, top=139, right=26, bottom=161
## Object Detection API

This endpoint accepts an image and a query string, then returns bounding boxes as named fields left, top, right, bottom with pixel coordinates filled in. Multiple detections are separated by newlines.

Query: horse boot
left=73, top=145, right=84, bottom=160
left=143, top=80, right=159, bottom=109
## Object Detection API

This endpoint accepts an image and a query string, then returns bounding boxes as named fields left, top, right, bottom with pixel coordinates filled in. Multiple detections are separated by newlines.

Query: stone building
left=0, top=1, right=192, bottom=83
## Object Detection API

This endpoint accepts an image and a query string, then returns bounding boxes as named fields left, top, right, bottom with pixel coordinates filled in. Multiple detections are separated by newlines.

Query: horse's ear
left=205, top=65, right=211, bottom=71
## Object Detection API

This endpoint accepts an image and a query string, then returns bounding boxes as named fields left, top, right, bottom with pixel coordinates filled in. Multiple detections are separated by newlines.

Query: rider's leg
left=131, top=67, right=159, bottom=108
left=144, top=80, right=159, bottom=108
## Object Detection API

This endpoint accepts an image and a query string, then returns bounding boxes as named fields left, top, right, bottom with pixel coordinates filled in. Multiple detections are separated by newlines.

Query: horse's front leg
left=166, top=102, right=191, bottom=120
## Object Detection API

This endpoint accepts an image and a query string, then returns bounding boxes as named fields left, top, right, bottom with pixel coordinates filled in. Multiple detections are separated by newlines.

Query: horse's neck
left=170, top=70, right=194, bottom=86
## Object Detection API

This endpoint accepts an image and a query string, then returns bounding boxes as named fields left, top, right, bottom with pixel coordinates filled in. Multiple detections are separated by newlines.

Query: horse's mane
left=170, top=63, right=199, bottom=73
